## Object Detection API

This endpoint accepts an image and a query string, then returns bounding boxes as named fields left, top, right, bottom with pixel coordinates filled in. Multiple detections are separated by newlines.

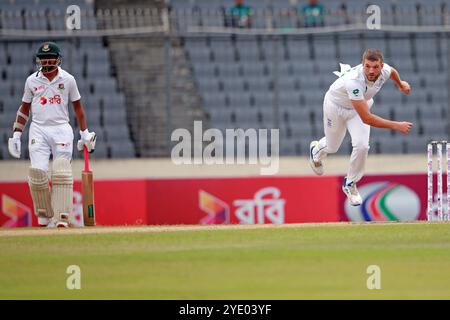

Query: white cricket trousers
left=28, top=122, right=74, bottom=172
left=315, top=93, right=373, bottom=183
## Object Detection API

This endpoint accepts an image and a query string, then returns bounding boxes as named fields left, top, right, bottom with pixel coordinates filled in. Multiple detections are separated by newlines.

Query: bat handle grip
left=84, top=146, right=90, bottom=172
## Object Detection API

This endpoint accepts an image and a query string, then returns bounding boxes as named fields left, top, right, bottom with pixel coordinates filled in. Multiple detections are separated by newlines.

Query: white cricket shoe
left=309, top=141, right=324, bottom=176
left=38, top=217, right=51, bottom=227
left=342, top=179, right=362, bottom=206
left=47, top=213, right=70, bottom=228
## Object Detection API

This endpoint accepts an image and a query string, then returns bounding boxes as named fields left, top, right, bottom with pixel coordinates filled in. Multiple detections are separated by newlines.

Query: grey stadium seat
left=105, top=125, right=131, bottom=141
left=110, top=141, right=135, bottom=158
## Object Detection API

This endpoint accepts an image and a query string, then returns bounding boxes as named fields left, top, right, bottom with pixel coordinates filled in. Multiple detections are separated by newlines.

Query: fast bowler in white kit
left=309, top=49, right=413, bottom=205
left=8, top=42, right=97, bottom=227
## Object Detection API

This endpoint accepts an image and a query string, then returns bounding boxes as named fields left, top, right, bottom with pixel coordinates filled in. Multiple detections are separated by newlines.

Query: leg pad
left=51, top=158, right=73, bottom=216
left=28, top=167, right=54, bottom=219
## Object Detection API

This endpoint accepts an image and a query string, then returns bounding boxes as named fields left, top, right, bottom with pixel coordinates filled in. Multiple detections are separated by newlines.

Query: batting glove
left=8, top=132, right=22, bottom=159
left=77, top=129, right=97, bottom=153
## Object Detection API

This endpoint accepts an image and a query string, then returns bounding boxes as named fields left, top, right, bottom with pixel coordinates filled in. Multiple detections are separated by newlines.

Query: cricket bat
left=82, top=146, right=95, bottom=226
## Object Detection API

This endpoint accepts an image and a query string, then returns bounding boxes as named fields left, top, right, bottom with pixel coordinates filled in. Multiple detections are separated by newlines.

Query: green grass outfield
left=1, top=222, right=450, bottom=299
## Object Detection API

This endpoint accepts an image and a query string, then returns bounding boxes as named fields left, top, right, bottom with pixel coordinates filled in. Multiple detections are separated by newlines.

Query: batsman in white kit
left=7, top=42, right=97, bottom=227
left=309, top=49, right=413, bottom=206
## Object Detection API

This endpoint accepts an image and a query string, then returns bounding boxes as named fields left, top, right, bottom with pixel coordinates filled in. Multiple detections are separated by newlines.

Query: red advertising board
left=147, top=176, right=341, bottom=225
left=0, top=173, right=429, bottom=228
left=339, top=174, right=427, bottom=222
left=0, top=182, right=35, bottom=227
left=0, top=180, right=148, bottom=227
left=88, top=180, right=148, bottom=226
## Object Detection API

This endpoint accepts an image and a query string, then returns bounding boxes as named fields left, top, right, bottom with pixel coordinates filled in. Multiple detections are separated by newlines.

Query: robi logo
left=344, top=182, right=421, bottom=222
left=40, top=95, right=61, bottom=106
left=49, top=95, right=61, bottom=104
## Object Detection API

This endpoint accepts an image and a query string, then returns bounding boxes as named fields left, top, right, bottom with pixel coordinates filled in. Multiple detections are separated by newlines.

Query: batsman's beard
left=37, top=57, right=61, bottom=74
left=40, top=65, right=58, bottom=73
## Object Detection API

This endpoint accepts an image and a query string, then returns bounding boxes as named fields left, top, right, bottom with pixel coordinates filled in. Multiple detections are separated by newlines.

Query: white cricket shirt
left=22, top=67, right=81, bottom=126
left=326, top=63, right=392, bottom=109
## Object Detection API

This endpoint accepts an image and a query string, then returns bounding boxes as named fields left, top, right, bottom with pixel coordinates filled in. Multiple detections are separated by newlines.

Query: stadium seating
left=0, top=0, right=449, bottom=159
left=172, top=0, right=450, bottom=155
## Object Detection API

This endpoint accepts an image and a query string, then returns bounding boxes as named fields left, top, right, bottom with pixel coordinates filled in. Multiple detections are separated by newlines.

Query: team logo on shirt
left=58, top=83, right=65, bottom=90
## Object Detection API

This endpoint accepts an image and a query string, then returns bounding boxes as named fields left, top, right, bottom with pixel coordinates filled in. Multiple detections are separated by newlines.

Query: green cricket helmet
left=35, top=42, right=62, bottom=73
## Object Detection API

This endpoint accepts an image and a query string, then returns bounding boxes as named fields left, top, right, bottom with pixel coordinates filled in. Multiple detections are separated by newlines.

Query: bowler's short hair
left=362, top=49, right=384, bottom=63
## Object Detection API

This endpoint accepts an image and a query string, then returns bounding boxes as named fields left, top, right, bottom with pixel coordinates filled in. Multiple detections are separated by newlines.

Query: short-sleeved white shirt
left=22, top=67, right=81, bottom=126
left=326, top=63, right=392, bottom=109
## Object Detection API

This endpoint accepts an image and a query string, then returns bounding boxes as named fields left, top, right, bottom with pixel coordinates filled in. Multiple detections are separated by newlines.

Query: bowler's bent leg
left=314, top=101, right=347, bottom=162
left=346, top=113, right=371, bottom=184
